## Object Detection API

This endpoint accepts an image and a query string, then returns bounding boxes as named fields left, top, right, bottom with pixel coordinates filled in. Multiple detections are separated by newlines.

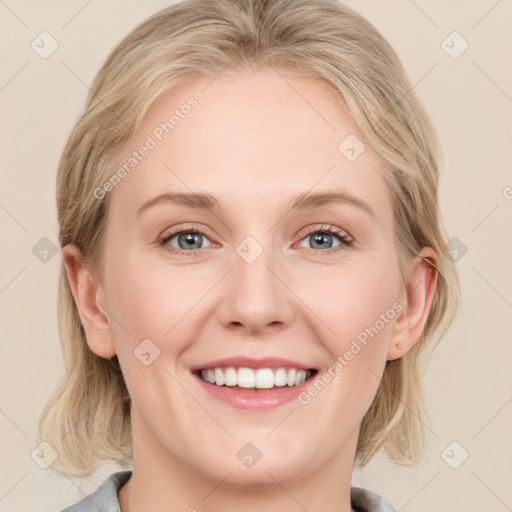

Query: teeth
left=224, top=367, right=237, bottom=386
left=287, top=368, right=296, bottom=386
left=255, top=368, right=274, bottom=388
left=198, top=367, right=310, bottom=389
left=214, top=368, right=224, bottom=386
left=274, top=368, right=288, bottom=386
left=238, top=367, right=256, bottom=388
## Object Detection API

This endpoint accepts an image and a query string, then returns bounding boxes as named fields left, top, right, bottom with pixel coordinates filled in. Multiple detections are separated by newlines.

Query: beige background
left=1, top=1, right=511, bottom=511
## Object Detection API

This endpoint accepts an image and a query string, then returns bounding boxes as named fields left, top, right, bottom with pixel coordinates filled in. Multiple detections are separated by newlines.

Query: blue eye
left=160, top=229, right=212, bottom=255
left=158, top=224, right=353, bottom=257
left=297, top=225, right=353, bottom=254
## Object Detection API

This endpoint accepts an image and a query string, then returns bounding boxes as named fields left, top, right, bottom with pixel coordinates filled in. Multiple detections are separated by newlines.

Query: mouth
left=192, top=366, right=319, bottom=391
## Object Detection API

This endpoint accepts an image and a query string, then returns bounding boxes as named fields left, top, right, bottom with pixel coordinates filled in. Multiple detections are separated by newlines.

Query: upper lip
left=190, top=356, right=317, bottom=372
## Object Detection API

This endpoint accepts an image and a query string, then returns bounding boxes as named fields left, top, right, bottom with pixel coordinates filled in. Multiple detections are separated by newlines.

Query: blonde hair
left=39, top=0, right=461, bottom=478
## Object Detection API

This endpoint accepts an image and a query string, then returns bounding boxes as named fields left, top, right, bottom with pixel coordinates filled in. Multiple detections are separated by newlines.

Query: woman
left=39, top=0, right=460, bottom=510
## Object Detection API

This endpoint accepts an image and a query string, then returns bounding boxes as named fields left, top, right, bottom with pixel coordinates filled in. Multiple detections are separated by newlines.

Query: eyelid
left=160, top=223, right=216, bottom=242
left=297, top=224, right=353, bottom=243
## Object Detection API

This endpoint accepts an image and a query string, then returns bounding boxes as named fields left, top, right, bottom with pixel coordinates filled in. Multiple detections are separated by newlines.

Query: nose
left=216, top=243, right=295, bottom=335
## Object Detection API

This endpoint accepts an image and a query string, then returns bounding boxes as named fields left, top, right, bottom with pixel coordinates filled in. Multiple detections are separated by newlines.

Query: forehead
left=107, top=67, right=392, bottom=223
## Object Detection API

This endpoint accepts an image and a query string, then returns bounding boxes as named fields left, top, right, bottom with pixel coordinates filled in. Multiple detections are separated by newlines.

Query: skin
left=62, top=66, right=437, bottom=512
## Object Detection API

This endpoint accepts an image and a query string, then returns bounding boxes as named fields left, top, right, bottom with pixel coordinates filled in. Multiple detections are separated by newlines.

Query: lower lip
left=192, top=372, right=317, bottom=410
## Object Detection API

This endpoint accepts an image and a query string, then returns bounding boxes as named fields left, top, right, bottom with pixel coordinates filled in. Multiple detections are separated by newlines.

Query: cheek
left=300, top=257, right=400, bottom=361
left=104, top=257, right=209, bottom=412
left=104, top=252, right=210, bottom=358
left=293, top=261, right=401, bottom=441
left=297, top=261, right=401, bottom=427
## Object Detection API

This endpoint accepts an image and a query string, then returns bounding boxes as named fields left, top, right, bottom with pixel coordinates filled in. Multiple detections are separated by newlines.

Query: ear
left=387, top=247, right=438, bottom=361
left=61, top=244, right=116, bottom=359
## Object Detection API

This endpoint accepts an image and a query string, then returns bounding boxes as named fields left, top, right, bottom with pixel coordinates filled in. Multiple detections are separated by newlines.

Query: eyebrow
left=135, top=190, right=375, bottom=218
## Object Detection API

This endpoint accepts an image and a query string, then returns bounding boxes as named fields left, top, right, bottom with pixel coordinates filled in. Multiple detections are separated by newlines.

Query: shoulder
left=59, top=470, right=132, bottom=512
left=350, top=486, right=397, bottom=512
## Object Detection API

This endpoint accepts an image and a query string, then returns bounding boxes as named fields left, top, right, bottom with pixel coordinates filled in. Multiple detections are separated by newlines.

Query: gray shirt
left=60, top=470, right=397, bottom=512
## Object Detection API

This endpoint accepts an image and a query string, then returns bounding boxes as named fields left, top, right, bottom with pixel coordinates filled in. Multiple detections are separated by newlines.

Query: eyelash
left=158, top=224, right=354, bottom=257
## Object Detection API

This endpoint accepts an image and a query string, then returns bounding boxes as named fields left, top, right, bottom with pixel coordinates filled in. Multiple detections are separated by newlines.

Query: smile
left=189, top=356, right=320, bottom=409
left=194, top=366, right=317, bottom=390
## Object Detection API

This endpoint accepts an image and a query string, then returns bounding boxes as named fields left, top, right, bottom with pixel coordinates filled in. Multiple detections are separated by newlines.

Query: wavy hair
left=38, top=0, right=461, bottom=477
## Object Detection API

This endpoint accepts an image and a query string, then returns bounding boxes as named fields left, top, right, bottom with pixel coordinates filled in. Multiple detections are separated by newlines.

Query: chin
left=196, top=449, right=313, bottom=488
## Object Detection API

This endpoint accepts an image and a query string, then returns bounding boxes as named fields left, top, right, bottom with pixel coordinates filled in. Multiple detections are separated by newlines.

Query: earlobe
left=61, top=244, right=116, bottom=359
left=387, top=247, right=438, bottom=361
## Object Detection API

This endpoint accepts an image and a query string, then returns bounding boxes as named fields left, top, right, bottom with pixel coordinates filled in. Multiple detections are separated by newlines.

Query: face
left=78, top=67, right=414, bottom=485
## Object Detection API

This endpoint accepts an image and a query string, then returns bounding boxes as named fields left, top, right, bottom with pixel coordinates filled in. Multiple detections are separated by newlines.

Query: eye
left=159, top=226, right=214, bottom=256
left=158, top=224, right=354, bottom=257
left=296, top=224, right=353, bottom=255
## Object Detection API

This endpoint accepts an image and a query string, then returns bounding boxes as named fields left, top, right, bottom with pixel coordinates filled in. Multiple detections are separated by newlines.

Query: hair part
left=39, top=0, right=461, bottom=477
